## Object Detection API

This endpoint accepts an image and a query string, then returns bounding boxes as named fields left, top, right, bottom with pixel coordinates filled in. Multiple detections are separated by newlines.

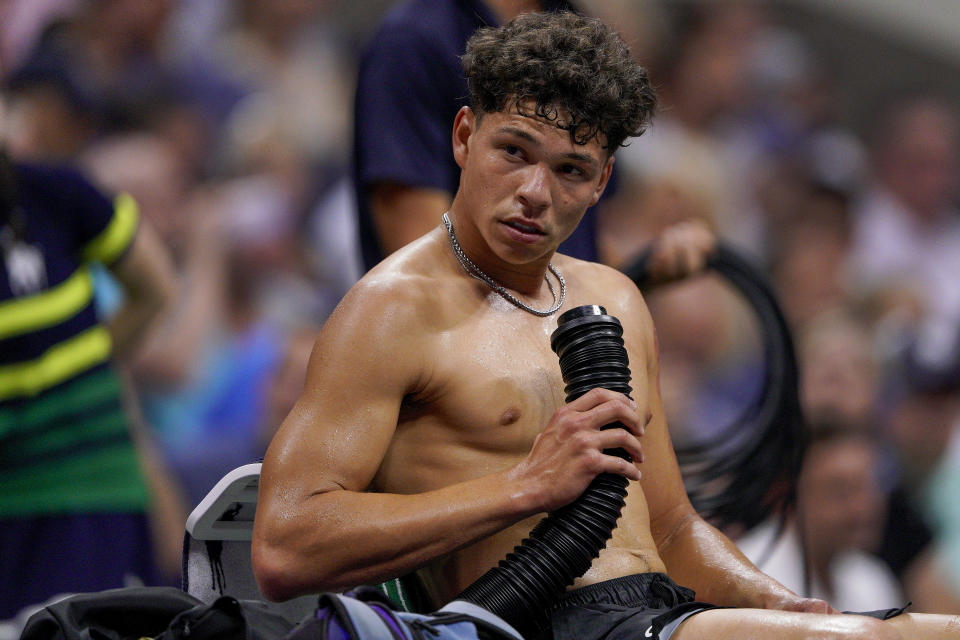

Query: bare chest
left=374, top=307, right=568, bottom=491
left=438, top=326, right=565, bottom=447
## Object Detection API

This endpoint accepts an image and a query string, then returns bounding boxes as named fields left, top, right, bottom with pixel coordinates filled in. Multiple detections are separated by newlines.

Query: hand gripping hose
left=455, top=305, right=633, bottom=638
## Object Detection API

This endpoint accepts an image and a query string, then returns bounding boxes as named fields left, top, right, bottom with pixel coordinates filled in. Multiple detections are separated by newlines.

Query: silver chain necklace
left=442, top=212, right=565, bottom=317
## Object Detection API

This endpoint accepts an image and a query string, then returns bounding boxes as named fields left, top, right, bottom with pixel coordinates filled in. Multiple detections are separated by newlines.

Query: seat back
left=182, top=463, right=316, bottom=625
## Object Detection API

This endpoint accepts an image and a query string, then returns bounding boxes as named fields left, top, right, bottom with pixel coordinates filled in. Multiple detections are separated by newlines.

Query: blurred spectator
left=770, top=187, right=853, bottom=330
left=205, top=0, right=359, bottom=321
left=210, top=0, right=353, bottom=175
left=849, top=97, right=960, bottom=369
left=260, top=326, right=318, bottom=451
left=184, top=0, right=361, bottom=301
left=111, top=173, right=325, bottom=507
left=352, top=0, right=603, bottom=271
left=736, top=420, right=904, bottom=612
left=793, top=307, right=946, bottom=611
left=742, top=26, right=866, bottom=234
left=645, top=272, right=762, bottom=446
left=879, top=364, right=960, bottom=613
left=797, top=307, right=878, bottom=429
left=3, top=29, right=99, bottom=162
left=615, top=1, right=767, bottom=255
left=0, top=135, right=178, bottom=617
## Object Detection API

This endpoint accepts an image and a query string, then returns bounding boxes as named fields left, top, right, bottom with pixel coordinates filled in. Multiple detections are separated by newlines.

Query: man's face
left=452, top=103, right=613, bottom=264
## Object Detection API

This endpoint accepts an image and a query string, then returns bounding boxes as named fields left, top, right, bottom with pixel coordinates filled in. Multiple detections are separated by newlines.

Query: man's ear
left=452, top=106, right=476, bottom=169
left=590, top=155, right=615, bottom=206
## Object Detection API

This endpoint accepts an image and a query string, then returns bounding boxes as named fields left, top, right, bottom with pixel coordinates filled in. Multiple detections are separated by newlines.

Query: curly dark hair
left=462, top=11, right=656, bottom=151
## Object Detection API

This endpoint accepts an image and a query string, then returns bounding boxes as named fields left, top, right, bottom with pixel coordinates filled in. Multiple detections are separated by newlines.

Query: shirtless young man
left=252, top=12, right=958, bottom=640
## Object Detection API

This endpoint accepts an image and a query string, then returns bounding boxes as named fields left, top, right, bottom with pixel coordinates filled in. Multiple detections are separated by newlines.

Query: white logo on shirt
left=645, top=625, right=654, bottom=638
left=2, top=227, right=47, bottom=296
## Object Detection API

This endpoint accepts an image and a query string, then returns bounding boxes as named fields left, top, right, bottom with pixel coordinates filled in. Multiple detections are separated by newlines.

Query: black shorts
left=547, top=573, right=720, bottom=640
left=547, top=573, right=911, bottom=640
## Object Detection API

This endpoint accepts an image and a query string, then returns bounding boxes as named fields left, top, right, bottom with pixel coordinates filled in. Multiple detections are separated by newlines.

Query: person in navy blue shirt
left=353, top=0, right=590, bottom=272
left=352, top=0, right=717, bottom=283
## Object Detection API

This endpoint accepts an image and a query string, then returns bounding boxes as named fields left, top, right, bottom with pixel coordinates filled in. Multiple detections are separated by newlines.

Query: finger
left=649, top=240, right=675, bottom=278
left=596, top=451, right=642, bottom=481
left=565, top=387, right=635, bottom=413
left=678, top=243, right=697, bottom=275
left=582, top=399, right=644, bottom=436
left=791, top=598, right=832, bottom=614
left=670, top=254, right=684, bottom=279
left=694, top=222, right=717, bottom=251
left=595, top=428, right=644, bottom=463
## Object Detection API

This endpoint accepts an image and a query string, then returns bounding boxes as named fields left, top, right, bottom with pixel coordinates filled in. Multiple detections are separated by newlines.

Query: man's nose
left=517, top=164, right=551, bottom=214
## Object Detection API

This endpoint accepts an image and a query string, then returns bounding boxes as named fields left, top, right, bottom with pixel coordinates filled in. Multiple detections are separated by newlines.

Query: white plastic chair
left=181, top=463, right=316, bottom=624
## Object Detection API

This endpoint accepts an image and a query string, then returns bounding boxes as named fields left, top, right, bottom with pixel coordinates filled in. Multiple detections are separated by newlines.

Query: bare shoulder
left=290, top=233, right=458, bottom=422
left=554, top=255, right=658, bottom=372
left=326, top=234, right=450, bottom=343
left=556, top=255, right=652, bottom=325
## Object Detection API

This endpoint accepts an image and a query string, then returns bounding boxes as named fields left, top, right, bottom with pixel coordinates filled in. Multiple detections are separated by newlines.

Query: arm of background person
left=354, top=18, right=459, bottom=260
left=369, top=183, right=451, bottom=255
left=119, top=368, right=190, bottom=583
left=640, top=218, right=716, bottom=286
left=607, top=268, right=831, bottom=612
left=106, top=206, right=178, bottom=361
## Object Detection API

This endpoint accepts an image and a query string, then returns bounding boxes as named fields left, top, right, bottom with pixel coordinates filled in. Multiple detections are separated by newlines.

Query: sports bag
left=20, top=586, right=293, bottom=640
left=284, top=587, right=523, bottom=640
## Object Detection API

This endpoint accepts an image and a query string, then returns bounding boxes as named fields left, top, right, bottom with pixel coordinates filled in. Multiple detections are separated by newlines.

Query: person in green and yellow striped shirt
left=0, top=148, right=177, bottom=618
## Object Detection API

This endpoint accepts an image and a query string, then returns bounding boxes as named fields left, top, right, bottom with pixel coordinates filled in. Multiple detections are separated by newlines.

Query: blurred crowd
left=2, top=0, right=960, bottom=624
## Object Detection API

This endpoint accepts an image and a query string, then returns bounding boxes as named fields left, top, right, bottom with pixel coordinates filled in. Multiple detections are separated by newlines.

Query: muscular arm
left=369, top=183, right=451, bottom=256
left=253, top=274, right=645, bottom=602
left=253, top=281, right=531, bottom=601
left=609, top=271, right=827, bottom=611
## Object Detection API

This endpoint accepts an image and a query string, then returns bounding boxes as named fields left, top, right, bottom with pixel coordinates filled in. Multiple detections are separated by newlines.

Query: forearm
left=108, top=221, right=178, bottom=362
left=369, top=183, right=451, bottom=255
left=658, top=511, right=795, bottom=609
left=108, top=294, right=166, bottom=359
left=253, top=468, right=537, bottom=601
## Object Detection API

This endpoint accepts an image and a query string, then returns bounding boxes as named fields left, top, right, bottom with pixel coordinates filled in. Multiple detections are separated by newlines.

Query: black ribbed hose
left=456, top=305, right=633, bottom=638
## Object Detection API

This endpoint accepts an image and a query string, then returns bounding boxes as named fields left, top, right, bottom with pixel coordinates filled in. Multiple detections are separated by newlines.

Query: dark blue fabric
left=0, top=303, right=98, bottom=366
left=14, top=162, right=118, bottom=266
left=0, top=512, right=160, bottom=619
left=352, top=0, right=599, bottom=271
left=0, top=162, right=116, bottom=367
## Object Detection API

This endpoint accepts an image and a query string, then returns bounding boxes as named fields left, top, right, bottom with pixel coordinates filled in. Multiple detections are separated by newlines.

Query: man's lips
left=501, top=219, right=546, bottom=235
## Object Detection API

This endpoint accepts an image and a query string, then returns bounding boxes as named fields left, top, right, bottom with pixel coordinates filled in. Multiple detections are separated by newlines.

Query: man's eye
left=560, top=164, right=584, bottom=177
left=503, top=145, right=522, bottom=157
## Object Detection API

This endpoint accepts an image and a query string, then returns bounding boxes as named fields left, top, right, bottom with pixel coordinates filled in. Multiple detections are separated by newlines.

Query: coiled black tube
left=456, top=306, right=633, bottom=637
left=624, top=242, right=804, bottom=532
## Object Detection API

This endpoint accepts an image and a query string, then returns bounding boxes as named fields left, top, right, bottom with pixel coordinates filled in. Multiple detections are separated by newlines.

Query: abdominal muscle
left=377, top=366, right=667, bottom=607
left=415, top=476, right=668, bottom=607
